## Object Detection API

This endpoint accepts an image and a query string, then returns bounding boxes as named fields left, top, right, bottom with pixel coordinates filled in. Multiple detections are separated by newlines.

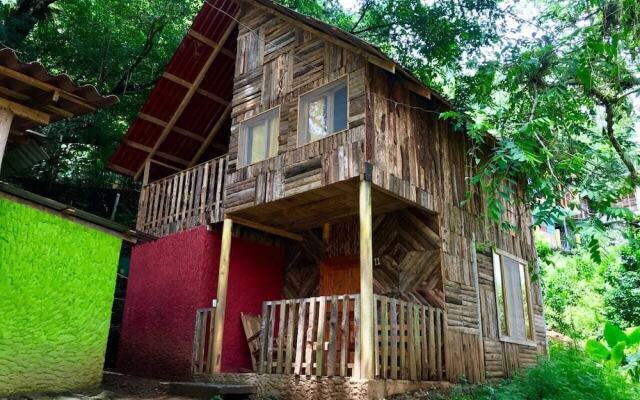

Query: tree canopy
left=1, top=0, right=638, bottom=242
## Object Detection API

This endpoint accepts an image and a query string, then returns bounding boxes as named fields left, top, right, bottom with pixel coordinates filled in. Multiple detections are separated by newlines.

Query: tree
left=445, top=0, right=640, bottom=259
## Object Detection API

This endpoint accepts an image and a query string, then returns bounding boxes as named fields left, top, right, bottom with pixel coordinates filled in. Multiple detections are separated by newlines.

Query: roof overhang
left=0, top=48, right=119, bottom=134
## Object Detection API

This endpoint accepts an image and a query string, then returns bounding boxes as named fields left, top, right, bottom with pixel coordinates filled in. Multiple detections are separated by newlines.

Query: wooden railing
left=258, top=294, right=446, bottom=381
left=136, top=155, right=226, bottom=236
left=192, top=307, right=216, bottom=374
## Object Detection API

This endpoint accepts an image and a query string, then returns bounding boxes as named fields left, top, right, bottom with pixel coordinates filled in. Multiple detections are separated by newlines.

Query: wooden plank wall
left=224, top=7, right=367, bottom=213
left=366, top=67, right=544, bottom=383
left=282, top=209, right=445, bottom=309
left=477, top=252, right=546, bottom=379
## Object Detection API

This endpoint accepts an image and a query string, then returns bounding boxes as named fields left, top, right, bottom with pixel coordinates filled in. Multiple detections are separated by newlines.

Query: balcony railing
left=136, top=155, right=226, bottom=236
left=258, top=294, right=446, bottom=381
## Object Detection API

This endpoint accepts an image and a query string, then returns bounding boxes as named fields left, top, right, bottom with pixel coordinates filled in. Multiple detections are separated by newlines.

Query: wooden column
left=0, top=108, right=14, bottom=173
left=359, top=178, right=375, bottom=379
left=212, top=218, right=233, bottom=373
left=142, top=160, right=151, bottom=186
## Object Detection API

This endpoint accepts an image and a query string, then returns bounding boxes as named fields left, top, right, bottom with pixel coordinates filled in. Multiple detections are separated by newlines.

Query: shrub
left=444, top=343, right=639, bottom=400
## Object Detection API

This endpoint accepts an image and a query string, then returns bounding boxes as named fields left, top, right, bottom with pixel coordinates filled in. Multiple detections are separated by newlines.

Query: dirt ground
left=2, top=372, right=192, bottom=400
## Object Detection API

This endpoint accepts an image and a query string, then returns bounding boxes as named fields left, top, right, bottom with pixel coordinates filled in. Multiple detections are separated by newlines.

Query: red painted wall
left=116, top=226, right=284, bottom=379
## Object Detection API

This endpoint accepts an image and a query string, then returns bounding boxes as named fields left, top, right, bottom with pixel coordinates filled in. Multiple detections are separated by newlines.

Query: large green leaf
left=585, top=339, right=610, bottom=360
left=627, top=327, right=640, bottom=347
left=604, top=322, right=627, bottom=348
left=611, top=342, right=627, bottom=365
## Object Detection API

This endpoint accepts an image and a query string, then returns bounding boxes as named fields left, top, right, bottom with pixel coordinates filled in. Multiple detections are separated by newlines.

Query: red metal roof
left=108, top=0, right=238, bottom=177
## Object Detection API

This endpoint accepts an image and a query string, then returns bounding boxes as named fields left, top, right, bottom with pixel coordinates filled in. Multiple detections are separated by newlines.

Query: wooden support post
left=359, top=178, right=375, bottom=379
left=470, top=233, right=486, bottom=381
left=142, top=160, right=151, bottom=186
left=0, top=108, right=14, bottom=173
left=212, top=218, right=233, bottom=373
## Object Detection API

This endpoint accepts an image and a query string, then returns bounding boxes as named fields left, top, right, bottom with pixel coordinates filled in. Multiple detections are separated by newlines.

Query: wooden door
left=319, top=255, right=360, bottom=296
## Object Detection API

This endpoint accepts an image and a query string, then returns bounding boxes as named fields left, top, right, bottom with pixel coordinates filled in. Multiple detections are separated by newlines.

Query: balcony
left=136, top=155, right=227, bottom=236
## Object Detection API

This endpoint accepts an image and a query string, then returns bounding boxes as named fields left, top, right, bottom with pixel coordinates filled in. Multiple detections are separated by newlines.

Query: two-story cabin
left=109, top=1, right=547, bottom=399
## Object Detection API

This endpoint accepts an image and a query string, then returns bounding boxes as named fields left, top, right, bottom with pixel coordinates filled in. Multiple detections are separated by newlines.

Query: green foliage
left=585, top=322, right=640, bottom=383
left=439, top=344, right=639, bottom=400
left=537, top=245, right=613, bottom=341
left=605, top=230, right=640, bottom=327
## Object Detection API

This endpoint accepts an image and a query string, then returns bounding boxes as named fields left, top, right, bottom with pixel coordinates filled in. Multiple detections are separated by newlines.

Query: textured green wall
left=0, top=198, right=122, bottom=395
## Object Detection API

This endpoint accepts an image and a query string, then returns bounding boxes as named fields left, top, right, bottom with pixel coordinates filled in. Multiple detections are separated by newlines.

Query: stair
left=167, top=381, right=256, bottom=399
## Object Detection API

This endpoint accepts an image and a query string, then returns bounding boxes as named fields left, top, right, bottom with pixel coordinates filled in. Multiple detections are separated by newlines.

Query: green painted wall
left=0, top=198, right=122, bottom=395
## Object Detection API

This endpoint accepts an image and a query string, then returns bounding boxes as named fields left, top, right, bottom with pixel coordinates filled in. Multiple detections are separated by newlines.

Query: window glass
left=333, top=85, right=348, bottom=132
left=299, top=78, right=348, bottom=144
left=239, top=108, right=279, bottom=167
left=308, top=97, right=328, bottom=141
left=493, top=251, right=533, bottom=341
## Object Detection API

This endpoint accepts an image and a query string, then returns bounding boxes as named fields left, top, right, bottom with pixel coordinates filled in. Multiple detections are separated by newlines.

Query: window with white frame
left=238, top=107, right=279, bottom=167
left=493, top=250, right=534, bottom=342
left=298, top=77, right=348, bottom=144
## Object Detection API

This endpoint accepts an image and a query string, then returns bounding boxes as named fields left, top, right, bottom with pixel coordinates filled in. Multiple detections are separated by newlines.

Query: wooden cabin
left=109, top=1, right=547, bottom=398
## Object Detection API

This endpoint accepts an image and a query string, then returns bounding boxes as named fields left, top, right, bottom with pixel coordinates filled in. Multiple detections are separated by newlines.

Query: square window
left=298, top=77, right=348, bottom=144
left=238, top=108, right=279, bottom=167
left=493, top=250, right=534, bottom=342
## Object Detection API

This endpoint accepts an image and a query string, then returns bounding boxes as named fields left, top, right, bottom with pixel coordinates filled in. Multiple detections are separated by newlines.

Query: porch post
left=359, top=178, right=375, bottom=379
left=0, top=108, right=14, bottom=173
left=212, top=218, right=233, bottom=373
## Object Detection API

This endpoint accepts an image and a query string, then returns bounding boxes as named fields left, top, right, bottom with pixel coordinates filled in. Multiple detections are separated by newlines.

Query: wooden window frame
left=297, top=75, right=349, bottom=146
left=492, top=248, right=536, bottom=346
left=237, top=106, right=280, bottom=168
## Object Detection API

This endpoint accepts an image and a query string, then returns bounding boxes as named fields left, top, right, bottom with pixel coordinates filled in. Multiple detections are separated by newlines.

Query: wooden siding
left=282, top=209, right=444, bottom=309
left=366, top=66, right=543, bottom=382
left=224, top=7, right=367, bottom=214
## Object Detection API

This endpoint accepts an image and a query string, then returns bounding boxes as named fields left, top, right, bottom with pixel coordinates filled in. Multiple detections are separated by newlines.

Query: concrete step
left=167, top=382, right=256, bottom=399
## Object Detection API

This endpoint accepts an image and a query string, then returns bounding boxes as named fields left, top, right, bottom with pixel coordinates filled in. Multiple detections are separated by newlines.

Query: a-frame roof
left=108, top=0, right=450, bottom=179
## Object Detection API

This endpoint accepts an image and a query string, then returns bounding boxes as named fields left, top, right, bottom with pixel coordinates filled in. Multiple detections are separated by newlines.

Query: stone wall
left=198, top=373, right=450, bottom=400
left=0, top=198, right=122, bottom=395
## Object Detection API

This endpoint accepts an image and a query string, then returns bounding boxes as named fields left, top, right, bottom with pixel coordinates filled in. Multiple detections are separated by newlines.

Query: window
left=238, top=107, right=279, bottom=167
left=298, top=77, right=348, bottom=144
left=493, top=250, right=534, bottom=342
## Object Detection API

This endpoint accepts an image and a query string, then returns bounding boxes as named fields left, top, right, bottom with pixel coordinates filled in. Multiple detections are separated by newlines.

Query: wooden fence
left=136, top=155, right=226, bottom=236
left=191, top=307, right=216, bottom=374
left=258, top=294, right=446, bottom=381
left=374, top=295, right=446, bottom=381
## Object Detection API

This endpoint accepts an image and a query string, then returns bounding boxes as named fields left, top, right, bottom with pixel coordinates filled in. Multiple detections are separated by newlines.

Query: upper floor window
left=493, top=250, right=534, bottom=343
left=298, top=77, right=348, bottom=144
left=238, top=107, right=279, bottom=167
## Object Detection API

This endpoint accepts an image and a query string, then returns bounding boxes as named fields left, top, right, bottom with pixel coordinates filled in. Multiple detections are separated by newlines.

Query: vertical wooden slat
left=374, top=295, right=380, bottom=377
left=294, top=300, right=307, bottom=375
left=206, top=309, right=215, bottom=373
left=408, top=302, right=417, bottom=380
left=327, top=296, right=338, bottom=376
left=259, top=302, right=270, bottom=373
left=353, top=295, right=361, bottom=378
left=436, top=309, right=443, bottom=381
left=199, top=162, right=210, bottom=225
left=399, top=301, right=406, bottom=379
left=284, top=300, right=296, bottom=374
left=267, top=303, right=276, bottom=373
left=421, top=306, right=428, bottom=380
left=276, top=301, right=287, bottom=373
left=413, top=305, right=422, bottom=379
left=215, top=157, right=225, bottom=221
left=315, top=296, right=326, bottom=376
left=305, top=298, right=317, bottom=375
left=428, top=306, right=436, bottom=380
left=381, top=296, right=389, bottom=379
left=191, top=309, right=203, bottom=373
left=340, top=295, right=349, bottom=377
left=390, top=298, right=398, bottom=380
